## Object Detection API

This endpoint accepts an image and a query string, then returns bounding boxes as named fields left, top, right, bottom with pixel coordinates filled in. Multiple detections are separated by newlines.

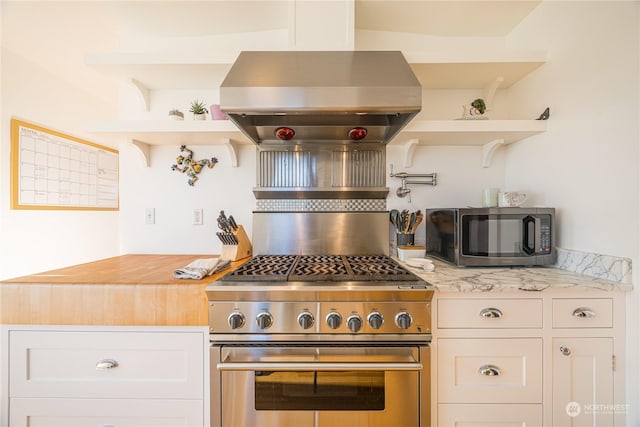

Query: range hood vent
left=220, top=51, right=422, bottom=146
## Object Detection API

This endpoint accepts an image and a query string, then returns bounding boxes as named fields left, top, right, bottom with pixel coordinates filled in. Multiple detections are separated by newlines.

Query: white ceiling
left=355, top=0, right=542, bottom=37
left=3, top=0, right=541, bottom=42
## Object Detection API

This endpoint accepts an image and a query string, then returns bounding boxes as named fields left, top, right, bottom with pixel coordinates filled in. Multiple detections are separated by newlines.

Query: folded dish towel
left=173, top=258, right=231, bottom=280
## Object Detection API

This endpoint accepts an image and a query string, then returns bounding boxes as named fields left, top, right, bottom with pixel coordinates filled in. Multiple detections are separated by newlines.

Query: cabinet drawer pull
left=96, top=359, right=119, bottom=370
left=572, top=307, right=596, bottom=318
left=478, top=364, right=501, bottom=376
left=479, top=308, right=503, bottom=318
left=560, top=346, right=571, bottom=356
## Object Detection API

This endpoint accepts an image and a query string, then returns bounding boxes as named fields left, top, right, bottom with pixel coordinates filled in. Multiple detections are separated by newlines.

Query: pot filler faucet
left=389, top=164, right=437, bottom=201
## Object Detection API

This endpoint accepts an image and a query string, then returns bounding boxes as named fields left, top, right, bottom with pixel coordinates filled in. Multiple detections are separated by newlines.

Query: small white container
left=397, top=245, right=426, bottom=261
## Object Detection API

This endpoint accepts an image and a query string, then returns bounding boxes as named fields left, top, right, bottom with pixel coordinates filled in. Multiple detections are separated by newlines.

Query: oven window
left=461, top=214, right=529, bottom=257
left=255, top=370, right=385, bottom=411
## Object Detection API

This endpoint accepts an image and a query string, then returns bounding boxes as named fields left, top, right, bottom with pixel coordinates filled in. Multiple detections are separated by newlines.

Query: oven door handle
left=217, top=362, right=423, bottom=371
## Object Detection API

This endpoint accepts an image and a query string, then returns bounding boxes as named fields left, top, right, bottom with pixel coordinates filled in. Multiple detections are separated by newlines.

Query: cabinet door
left=9, top=398, right=203, bottom=426
left=438, top=403, right=542, bottom=427
left=9, top=330, right=204, bottom=399
left=438, top=338, right=542, bottom=404
left=552, top=338, right=614, bottom=427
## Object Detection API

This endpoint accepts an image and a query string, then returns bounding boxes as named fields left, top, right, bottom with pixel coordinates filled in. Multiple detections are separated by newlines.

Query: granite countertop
left=397, top=258, right=633, bottom=293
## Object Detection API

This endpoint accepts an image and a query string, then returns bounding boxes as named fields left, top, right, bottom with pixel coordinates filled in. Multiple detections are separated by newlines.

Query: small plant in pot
left=189, top=100, right=208, bottom=120
left=168, top=109, right=184, bottom=120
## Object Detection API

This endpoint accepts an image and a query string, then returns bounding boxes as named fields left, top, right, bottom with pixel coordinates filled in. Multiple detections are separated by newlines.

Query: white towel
left=173, top=258, right=231, bottom=280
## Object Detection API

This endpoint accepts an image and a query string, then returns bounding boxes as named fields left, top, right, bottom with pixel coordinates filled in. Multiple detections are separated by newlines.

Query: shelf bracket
left=131, top=139, right=151, bottom=167
left=130, top=78, right=150, bottom=112
left=401, top=138, right=420, bottom=167
left=483, top=76, right=504, bottom=110
left=481, top=138, right=506, bottom=168
left=224, top=139, right=239, bottom=167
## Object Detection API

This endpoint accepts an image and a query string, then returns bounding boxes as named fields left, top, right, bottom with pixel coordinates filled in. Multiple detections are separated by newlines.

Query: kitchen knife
left=228, top=215, right=238, bottom=231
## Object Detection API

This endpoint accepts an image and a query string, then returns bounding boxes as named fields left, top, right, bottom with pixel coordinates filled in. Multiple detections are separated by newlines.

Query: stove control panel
left=209, top=301, right=431, bottom=335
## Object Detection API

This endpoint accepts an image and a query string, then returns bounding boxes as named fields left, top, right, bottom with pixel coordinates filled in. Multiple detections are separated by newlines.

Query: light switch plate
left=193, top=208, right=203, bottom=225
left=145, top=208, right=155, bottom=225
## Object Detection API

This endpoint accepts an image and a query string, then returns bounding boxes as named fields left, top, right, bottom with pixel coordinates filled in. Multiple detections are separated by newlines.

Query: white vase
left=193, top=113, right=206, bottom=120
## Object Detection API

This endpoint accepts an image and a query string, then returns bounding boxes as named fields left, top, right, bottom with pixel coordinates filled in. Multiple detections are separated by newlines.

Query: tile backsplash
left=554, top=247, right=632, bottom=284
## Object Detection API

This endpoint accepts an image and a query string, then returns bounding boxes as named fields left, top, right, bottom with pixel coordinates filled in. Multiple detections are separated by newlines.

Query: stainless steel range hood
left=220, top=51, right=422, bottom=146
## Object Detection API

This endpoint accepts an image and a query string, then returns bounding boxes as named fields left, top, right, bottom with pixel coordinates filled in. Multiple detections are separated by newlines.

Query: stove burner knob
left=347, top=315, right=363, bottom=333
left=256, top=312, right=273, bottom=330
left=228, top=312, right=246, bottom=330
left=395, top=312, right=413, bottom=330
left=326, top=312, right=342, bottom=329
left=297, top=312, right=315, bottom=330
left=367, top=312, right=384, bottom=329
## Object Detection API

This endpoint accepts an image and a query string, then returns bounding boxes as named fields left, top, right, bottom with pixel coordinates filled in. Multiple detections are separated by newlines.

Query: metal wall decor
left=170, top=145, right=218, bottom=186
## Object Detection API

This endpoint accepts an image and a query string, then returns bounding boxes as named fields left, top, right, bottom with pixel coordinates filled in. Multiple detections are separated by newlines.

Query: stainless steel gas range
left=206, top=213, right=434, bottom=427
left=208, top=49, right=430, bottom=427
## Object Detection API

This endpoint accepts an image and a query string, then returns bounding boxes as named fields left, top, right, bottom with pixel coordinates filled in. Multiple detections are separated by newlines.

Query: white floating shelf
left=405, top=50, right=547, bottom=89
left=392, top=119, right=548, bottom=167
left=86, top=120, right=251, bottom=167
left=84, top=52, right=237, bottom=89
left=86, top=119, right=249, bottom=145
left=396, top=119, right=547, bottom=146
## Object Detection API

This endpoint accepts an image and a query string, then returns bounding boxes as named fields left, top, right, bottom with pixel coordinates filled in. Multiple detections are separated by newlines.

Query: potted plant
left=189, top=100, right=208, bottom=120
left=168, top=109, right=184, bottom=120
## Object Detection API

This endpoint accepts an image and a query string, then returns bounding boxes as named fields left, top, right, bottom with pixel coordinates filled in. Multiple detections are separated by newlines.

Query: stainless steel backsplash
left=252, top=212, right=390, bottom=255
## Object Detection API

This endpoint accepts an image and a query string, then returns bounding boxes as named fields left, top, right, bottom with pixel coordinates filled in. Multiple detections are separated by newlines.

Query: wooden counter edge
left=0, top=254, right=250, bottom=326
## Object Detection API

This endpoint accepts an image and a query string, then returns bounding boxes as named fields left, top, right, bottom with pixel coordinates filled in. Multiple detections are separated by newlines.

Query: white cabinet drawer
left=9, top=398, right=203, bottom=426
left=438, top=403, right=543, bottom=427
left=552, top=298, right=613, bottom=328
left=9, top=330, right=204, bottom=399
left=438, top=298, right=542, bottom=328
left=437, top=338, right=542, bottom=403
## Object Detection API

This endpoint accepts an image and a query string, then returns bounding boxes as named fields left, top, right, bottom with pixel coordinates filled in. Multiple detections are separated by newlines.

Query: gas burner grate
left=221, top=254, right=419, bottom=283
left=289, top=255, right=350, bottom=281
left=221, top=255, right=297, bottom=282
left=345, top=255, right=416, bottom=281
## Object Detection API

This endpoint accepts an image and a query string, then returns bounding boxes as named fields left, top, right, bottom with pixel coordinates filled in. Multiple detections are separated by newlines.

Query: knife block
left=220, top=225, right=253, bottom=261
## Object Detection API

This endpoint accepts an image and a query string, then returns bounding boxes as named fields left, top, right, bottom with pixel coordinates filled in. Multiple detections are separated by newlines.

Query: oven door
left=211, top=344, right=429, bottom=427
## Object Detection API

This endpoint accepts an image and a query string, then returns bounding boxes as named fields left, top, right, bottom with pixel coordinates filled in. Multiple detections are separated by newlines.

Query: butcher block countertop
left=0, top=254, right=247, bottom=326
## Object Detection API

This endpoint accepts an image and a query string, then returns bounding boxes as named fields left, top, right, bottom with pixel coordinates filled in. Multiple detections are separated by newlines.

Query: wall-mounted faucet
left=389, top=164, right=437, bottom=200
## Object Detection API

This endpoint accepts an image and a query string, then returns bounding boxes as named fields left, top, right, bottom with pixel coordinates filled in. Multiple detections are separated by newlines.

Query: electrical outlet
left=145, top=208, right=155, bottom=225
left=193, top=208, right=203, bottom=225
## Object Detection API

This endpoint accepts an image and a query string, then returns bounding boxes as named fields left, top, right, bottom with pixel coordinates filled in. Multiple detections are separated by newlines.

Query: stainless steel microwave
left=425, top=207, right=556, bottom=267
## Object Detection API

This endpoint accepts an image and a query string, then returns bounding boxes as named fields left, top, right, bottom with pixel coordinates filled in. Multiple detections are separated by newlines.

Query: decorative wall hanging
left=171, top=145, right=218, bottom=186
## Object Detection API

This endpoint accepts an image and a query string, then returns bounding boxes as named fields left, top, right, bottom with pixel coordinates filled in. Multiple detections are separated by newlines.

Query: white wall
left=505, top=2, right=639, bottom=424
left=0, top=2, right=121, bottom=280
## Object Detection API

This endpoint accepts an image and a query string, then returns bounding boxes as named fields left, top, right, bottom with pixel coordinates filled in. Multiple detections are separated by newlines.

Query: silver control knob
left=347, top=315, right=363, bottom=333
left=228, top=312, right=245, bottom=330
left=326, top=312, right=343, bottom=329
left=297, top=312, right=315, bottom=329
left=395, top=312, right=413, bottom=330
left=367, top=312, right=384, bottom=329
left=256, top=311, right=273, bottom=330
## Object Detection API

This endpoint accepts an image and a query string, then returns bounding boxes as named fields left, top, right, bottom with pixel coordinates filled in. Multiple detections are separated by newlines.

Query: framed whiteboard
left=11, top=119, right=119, bottom=210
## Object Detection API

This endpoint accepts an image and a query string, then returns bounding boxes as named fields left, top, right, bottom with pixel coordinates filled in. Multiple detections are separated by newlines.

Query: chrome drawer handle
left=560, top=346, right=572, bottom=356
left=479, top=308, right=503, bottom=318
left=572, top=307, right=596, bottom=318
left=478, top=364, right=501, bottom=376
left=95, top=359, right=119, bottom=370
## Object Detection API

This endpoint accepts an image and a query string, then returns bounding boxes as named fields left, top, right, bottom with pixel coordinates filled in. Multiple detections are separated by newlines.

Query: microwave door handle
left=522, top=216, right=535, bottom=255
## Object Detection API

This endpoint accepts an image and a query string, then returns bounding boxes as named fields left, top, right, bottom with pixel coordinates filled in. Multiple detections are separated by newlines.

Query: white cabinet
left=438, top=338, right=542, bottom=403
left=3, top=326, right=208, bottom=427
left=552, top=337, right=614, bottom=427
left=432, top=292, right=625, bottom=427
left=438, top=403, right=543, bottom=427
